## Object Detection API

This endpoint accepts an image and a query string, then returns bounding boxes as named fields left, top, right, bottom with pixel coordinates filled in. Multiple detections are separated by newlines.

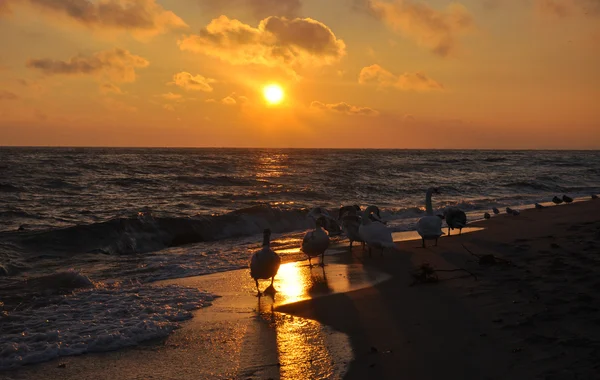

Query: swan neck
left=262, top=233, right=270, bottom=247
left=425, top=191, right=434, bottom=216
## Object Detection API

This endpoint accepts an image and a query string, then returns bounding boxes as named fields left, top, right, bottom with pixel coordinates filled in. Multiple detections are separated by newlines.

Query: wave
left=3, top=205, right=314, bottom=256
left=501, top=181, right=556, bottom=192
left=0, top=282, right=216, bottom=370
left=175, top=175, right=257, bottom=187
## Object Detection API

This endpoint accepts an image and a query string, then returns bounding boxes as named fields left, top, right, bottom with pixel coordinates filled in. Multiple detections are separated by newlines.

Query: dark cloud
left=2, top=0, right=187, bottom=36
left=26, top=48, right=149, bottom=83
left=0, top=90, right=19, bottom=100
left=200, top=0, right=301, bottom=19
left=356, top=0, right=475, bottom=57
left=310, top=101, right=379, bottom=116
left=178, top=16, right=345, bottom=73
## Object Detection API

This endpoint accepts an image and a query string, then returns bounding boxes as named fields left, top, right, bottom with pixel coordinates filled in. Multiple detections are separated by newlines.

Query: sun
left=263, top=84, right=284, bottom=105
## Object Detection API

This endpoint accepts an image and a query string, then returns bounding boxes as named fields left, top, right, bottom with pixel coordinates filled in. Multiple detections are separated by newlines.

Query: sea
left=1, top=147, right=599, bottom=370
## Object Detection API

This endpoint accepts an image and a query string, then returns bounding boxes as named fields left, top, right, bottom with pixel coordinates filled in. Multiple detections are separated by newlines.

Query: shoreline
left=5, top=199, right=600, bottom=379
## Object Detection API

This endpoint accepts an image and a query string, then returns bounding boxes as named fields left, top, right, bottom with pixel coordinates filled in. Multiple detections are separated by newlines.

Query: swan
left=359, top=205, right=395, bottom=256
left=444, top=207, right=467, bottom=236
left=552, top=196, right=563, bottom=205
left=301, top=216, right=330, bottom=267
left=535, top=203, right=545, bottom=209
left=562, top=195, right=573, bottom=203
left=250, top=229, right=281, bottom=296
left=308, top=207, right=341, bottom=236
left=339, top=205, right=364, bottom=250
left=416, top=188, right=444, bottom=248
left=492, top=207, right=500, bottom=215
left=484, top=212, right=491, bottom=219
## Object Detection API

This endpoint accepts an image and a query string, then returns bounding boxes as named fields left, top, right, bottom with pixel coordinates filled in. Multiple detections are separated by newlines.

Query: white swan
left=301, top=216, right=330, bottom=267
left=250, top=229, right=281, bottom=296
left=359, top=206, right=395, bottom=256
left=416, top=188, right=443, bottom=248
left=339, top=205, right=364, bottom=250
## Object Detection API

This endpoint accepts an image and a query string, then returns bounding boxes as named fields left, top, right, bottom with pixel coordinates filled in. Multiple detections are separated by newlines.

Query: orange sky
left=0, top=0, right=599, bottom=148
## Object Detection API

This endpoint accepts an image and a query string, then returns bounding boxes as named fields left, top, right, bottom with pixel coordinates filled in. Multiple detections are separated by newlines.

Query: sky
left=0, top=0, right=599, bottom=149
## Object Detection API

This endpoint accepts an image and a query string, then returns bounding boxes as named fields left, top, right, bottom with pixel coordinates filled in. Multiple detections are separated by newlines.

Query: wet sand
left=6, top=200, right=600, bottom=379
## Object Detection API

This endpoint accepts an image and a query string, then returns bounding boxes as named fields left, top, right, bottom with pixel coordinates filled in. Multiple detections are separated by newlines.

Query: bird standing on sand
left=562, top=195, right=573, bottom=203
left=552, top=196, right=563, bottom=205
left=535, top=203, right=545, bottom=209
left=512, top=209, right=520, bottom=216
left=359, top=205, right=396, bottom=256
left=493, top=207, right=500, bottom=215
left=506, top=207, right=514, bottom=214
left=339, top=205, right=364, bottom=251
left=593, top=194, right=599, bottom=200
left=416, top=188, right=444, bottom=248
left=444, top=207, right=467, bottom=236
left=484, top=212, right=491, bottom=219
left=302, top=216, right=330, bottom=267
left=250, top=229, right=281, bottom=296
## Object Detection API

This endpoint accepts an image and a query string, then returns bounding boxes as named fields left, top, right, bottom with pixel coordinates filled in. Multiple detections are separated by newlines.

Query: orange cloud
left=178, top=16, right=346, bottom=71
left=161, top=92, right=182, bottom=100
left=534, top=0, right=599, bottom=18
left=3, top=0, right=187, bottom=37
left=200, top=0, right=301, bottom=19
left=359, top=64, right=443, bottom=91
left=26, top=48, right=149, bottom=85
left=365, top=0, right=475, bottom=57
left=100, top=83, right=124, bottom=94
left=0, top=90, right=19, bottom=100
left=170, top=72, right=215, bottom=92
left=310, top=101, right=379, bottom=116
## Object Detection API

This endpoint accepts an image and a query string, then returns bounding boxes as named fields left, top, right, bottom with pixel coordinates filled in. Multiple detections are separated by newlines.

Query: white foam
left=0, top=284, right=216, bottom=370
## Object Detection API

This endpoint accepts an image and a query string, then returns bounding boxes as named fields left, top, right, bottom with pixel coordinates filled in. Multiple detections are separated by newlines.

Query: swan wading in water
left=359, top=205, right=395, bottom=256
left=416, top=188, right=444, bottom=248
left=444, top=207, right=467, bottom=236
left=250, top=229, right=281, bottom=296
left=339, top=205, right=365, bottom=251
left=302, top=216, right=330, bottom=267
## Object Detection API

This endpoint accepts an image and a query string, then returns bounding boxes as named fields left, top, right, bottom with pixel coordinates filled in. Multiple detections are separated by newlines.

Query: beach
left=4, top=199, right=599, bottom=379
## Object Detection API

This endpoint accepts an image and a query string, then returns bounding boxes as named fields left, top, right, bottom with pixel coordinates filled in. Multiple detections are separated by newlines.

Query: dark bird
left=552, top=196, right=563, bottom=205
left=506, top=207, right=514, bottom=214
left=302, top=216, right=330, bottom=267
left=562, top=195, right=573, bottom=203
left=339, top=205, right=364, bottom=251
left=444, top=207, right=467, bottom=236
left=484, top=212, right=491, bottom=219
left=512, top=209, right=520, bottom=216
left=492, top=207, right=500, bottom=215
left=535, top=203, right=545, bottom=209
left=593, top=194, right=598, bottom=200
left=250, top=229, right=281, bottom=296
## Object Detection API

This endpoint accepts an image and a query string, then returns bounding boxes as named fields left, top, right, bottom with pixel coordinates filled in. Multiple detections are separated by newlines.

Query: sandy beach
left=5, top=199, right=600, bottom=379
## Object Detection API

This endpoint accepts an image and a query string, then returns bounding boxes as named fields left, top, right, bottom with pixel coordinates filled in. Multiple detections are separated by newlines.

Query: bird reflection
left=307, top=266, right=333, bottom=296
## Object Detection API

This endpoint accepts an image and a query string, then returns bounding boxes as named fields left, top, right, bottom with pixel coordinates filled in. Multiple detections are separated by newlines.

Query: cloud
left=170, top=72, right=215, bottom=92
left=200, top=0, right=301, bottom=19
left=310, top=101, right=379, bottom=116
left=100, top=82, right=124, bottom=94
left=163, top=104, right=175, bottom=112
left=160, top=92, right=182, bottom=100
left=3, top=0, right=187, bottom=38
left=0, top=90, right=19, bottom=100
left=221, top=96, right=237, bottom=105
left=534, top=0, right=600, bottom=18
left=178, top=16, right=346, bottom=72
left=359, top=64, right=443, bottom=91
left=26, top=48, right=149, bottom=84
left=363, top=0, right=475, bottom=57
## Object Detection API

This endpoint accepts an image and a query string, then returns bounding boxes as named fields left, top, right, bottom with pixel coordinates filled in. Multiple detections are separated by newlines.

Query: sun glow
left=263, top=84, right=284, bottom=105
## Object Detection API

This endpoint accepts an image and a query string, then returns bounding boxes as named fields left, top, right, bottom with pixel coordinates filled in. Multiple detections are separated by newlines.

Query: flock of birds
left=249, top=187, right=464, bottom=295
left=249, top=191, right=598, bottom=295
